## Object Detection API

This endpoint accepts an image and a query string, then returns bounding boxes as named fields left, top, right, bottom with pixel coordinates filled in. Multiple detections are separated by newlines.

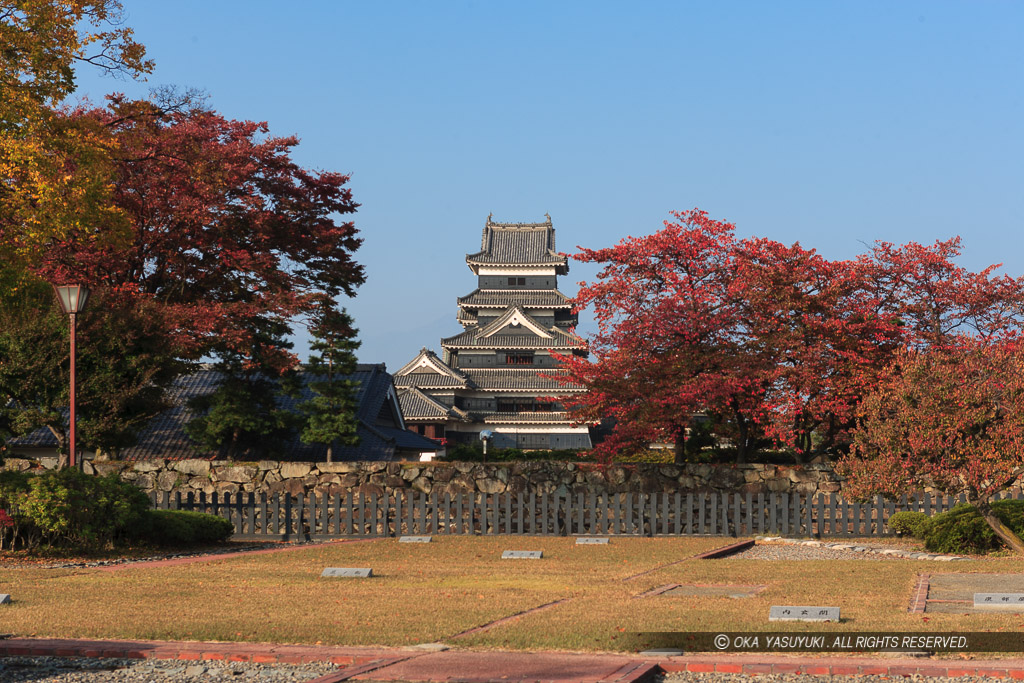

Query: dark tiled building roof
left=397, top=387, right=470, bottom=423
left=442, top=306, right=586, bottom=349
left=442, top=331, right=584, bottom=350
left=393, top=349, right=470, bottom=389
left=479, top=411, right=573, bottom=425
left=465, top=215, right=568, bottom=270
left=460, top=368, right=584, bottom=392
left=457, top=289, right=573, bottom=309
left=6, top=365, right=439, bottom=462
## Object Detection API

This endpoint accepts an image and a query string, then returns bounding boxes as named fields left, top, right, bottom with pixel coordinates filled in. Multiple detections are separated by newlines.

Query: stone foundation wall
left=2, top=458, right=845, bottom=498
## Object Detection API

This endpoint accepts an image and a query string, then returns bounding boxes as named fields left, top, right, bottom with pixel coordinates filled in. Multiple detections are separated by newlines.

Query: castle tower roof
left=465, top=214, right=569, bottom=273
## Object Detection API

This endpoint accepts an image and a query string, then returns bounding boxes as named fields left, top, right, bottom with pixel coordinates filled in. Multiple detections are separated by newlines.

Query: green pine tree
left=185, top=320, right=301, bottom=460
left=299, top=307, right=361, bottom=462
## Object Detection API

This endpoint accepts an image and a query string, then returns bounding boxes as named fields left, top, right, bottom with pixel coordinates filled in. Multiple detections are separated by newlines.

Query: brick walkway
left=3, top=638, right=1024, bottom=681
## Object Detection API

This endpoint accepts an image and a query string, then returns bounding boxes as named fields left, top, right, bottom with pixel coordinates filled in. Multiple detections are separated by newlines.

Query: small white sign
left=0, top=594, right=10, bottom=605
left=502, top=550, right=543, bottom=559
left=576, top=537, right=610, bottom=545
left=769, top=606, right=839, bottom=622
left=399, top=536, right=432, bottom=543
left=322, top=567, right=372, bottom=578
left=974, top=593, right=1024, bottom=609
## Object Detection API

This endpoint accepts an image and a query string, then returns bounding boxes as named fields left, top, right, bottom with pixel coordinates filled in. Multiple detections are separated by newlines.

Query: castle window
left=506, top=352, right=534, bottom=365
left=507, top=277, right=526, bottom=287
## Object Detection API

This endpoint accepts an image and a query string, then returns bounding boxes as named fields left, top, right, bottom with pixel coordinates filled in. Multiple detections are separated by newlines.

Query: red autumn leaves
left=558, top=209, right=1024, bottom=478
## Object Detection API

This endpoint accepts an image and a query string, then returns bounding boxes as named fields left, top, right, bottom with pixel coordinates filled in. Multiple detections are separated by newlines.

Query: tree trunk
left=673, top=424, right=687, bottom=465
left=48, top=426, right=68, bottom=470
left=975, top=499, right=1024, bottom=555
left=326, top=443, right=333, bottom=463
left=227, top=427, right=240, bottom=461
left=735, top=416, right=749, bottom=464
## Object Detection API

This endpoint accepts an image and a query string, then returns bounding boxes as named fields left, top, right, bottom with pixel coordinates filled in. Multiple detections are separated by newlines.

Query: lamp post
left=52, top=284, right=91, bottom=469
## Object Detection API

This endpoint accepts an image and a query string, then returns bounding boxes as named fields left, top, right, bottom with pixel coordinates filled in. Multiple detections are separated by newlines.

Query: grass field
left=3, top=536, right=1024, bottom=651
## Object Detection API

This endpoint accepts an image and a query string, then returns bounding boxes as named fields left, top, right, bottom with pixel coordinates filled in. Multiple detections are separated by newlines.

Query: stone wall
left=2, top=457, right=845, bottom=498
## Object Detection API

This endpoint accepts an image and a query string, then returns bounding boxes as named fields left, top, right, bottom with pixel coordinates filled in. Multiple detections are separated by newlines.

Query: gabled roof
left=477, top=306, right=553, bottom=339
left=6, top=365, right=439, bottom=462
left=465, top=214, right=569, bottom=272
left=397, top=387, right=471, bottom=423
left=457, top=288, right=573, bottom=310
left=393, top=348, right=469, bottom=389
left=442, top=308, right=587, bottom=351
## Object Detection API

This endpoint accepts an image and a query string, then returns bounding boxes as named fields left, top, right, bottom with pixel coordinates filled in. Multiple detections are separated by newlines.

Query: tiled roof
left=479, top=411, right=575, bottom=425
left=6, top=365, right=437, bottom=462
left=466, top=215, right=568, bottom=269
left=397, top=387, right=470, bottom=422
left=476, top=306, right=552, bottom=339
left=457, top=289, right=573, bottom=309
left=442, top=309, right=586, bottom=350
left=393, top=373, right=468, bottom=389
left=460, top=368, right=585, bottom=392
left=394, top=348, right=469, bottom=388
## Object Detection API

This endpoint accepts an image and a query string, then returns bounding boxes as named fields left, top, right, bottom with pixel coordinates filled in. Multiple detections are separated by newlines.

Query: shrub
left=924, top=500, right=1024, bottom=554
left=443, top=443, right=594, bottom=462
left=143, top=509, right=233, bottom=546
left=18, top=468, right=150, bottom=549
left=888, top=511, right=931, bottom=538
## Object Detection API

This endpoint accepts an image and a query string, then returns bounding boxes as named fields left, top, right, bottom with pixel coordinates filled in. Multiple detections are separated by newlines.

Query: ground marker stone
left=576, top=537, right=609, bottom=544
left=502, top=550, right=542, bottom=559
left=639, top=648, right=684, bottom=656
left=399, top=536, right=432, bottom=543
left=0, top=594, right=9, bottom=605
left=322, top=567, right=372, bottom=578
left=769, top=606, right=839, bottom=622
left=974, top=593, right=1024, bottom=609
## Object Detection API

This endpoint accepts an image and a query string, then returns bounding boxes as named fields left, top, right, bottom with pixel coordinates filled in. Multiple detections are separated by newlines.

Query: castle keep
left=395, top=215, right=592, bottom=450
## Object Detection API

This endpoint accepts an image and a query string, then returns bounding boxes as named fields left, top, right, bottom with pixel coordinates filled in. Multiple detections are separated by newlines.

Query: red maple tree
left=839, top=339, right=1024, bottom=553
left=36, top=96, right=364, bottom=370
left=559, top=210, right=1024, bottom=470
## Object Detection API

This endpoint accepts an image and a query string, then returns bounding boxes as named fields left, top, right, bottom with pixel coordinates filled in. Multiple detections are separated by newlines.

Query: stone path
left=3, top=638, right=1024, bottom=682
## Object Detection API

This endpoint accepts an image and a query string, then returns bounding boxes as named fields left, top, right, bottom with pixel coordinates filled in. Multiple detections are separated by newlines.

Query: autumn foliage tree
left=561, top=210, right=1024, bottom=466
left=7, top=96, right=364, bottom=460
left=839, top=340, right=1024, bottom=553
left=0, top=0, right=151, bottom=270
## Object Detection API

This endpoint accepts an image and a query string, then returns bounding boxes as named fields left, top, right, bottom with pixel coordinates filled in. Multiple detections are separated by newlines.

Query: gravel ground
left=659, top=673, right=1007, bottom=682
left=728, top=543, right=900, bottom=561
left=0, top=656, right=338, bottom=682
left=726, top=539, right=967, bottom=562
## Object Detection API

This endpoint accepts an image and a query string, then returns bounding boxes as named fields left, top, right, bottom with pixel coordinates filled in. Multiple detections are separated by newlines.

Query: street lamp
left=52, top=284, right=90, bottom=469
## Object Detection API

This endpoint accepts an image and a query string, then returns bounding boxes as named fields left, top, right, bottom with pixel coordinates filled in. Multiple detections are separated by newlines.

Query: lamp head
left=52, top=284, right=91, bottom=315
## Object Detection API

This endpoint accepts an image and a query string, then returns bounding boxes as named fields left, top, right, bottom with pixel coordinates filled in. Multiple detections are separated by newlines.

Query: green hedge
left=143, top=509, right=234, bottom=546
left=0, top=468, right=234, bottom=551
left=924, top=500, right=1024, bottom=554
left=887, top=511, right=931, bottom=538
left=17, top=468, right=150, bottom=548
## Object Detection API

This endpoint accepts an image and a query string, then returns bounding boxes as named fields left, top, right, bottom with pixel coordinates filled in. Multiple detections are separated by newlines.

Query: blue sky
left=72, top=2, right=1024, bottom=370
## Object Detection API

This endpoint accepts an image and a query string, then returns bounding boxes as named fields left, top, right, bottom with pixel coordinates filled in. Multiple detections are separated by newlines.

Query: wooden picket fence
left=150, top=489, right=1024, bottom=541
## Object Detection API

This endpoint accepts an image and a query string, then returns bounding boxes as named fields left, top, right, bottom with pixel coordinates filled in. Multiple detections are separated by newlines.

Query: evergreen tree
left=299, top=307, right=361, bottom=462
left=185, top=319, right=301, bottom=460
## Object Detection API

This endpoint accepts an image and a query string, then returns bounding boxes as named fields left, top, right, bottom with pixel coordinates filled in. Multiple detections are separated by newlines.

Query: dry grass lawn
left=3, top=536, right=1024, bottom=651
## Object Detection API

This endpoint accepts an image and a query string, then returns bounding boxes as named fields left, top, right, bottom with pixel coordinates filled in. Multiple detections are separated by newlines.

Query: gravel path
left=726, top=538, right=968, bottom=562
left=0, top=656, right=337, bottom=682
